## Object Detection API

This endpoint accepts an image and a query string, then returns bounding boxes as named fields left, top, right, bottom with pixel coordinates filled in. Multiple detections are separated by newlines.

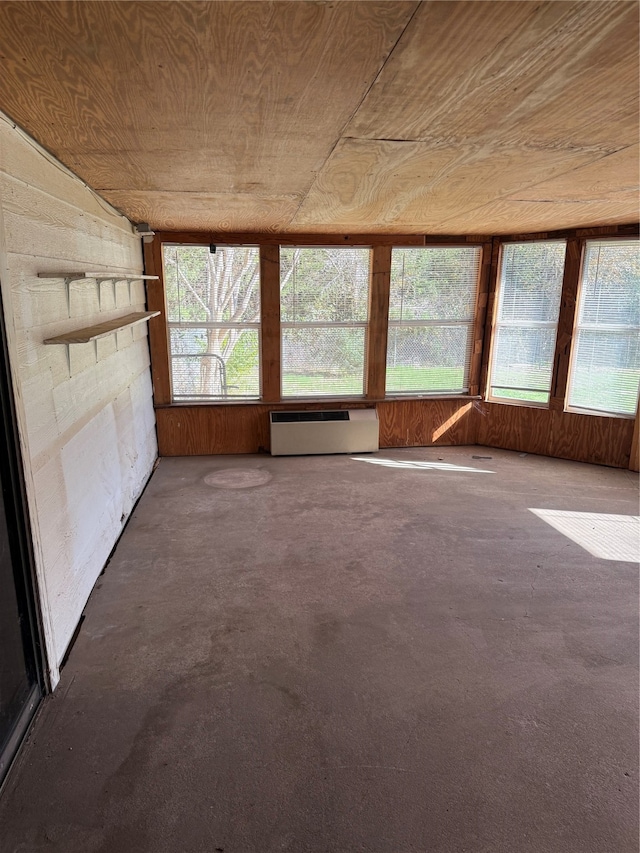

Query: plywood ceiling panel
left=61, top=148, right=310, bottom=196
left=346, top=1, right=639, bottom=150
left=102, top=190, right=302, bottom=233
left=501, top=145, right=640, bottom=204
left=440, top=199, right=639, bottom=237
left=0, top=1, right=416, bottom=199
left=0, top=0, right=636, bottom=234
left=290, top=138, right=625, bottom=233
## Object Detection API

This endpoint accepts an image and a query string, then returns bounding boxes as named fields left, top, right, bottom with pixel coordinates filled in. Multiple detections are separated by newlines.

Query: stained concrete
left=1, top=446, right=638, bottom=853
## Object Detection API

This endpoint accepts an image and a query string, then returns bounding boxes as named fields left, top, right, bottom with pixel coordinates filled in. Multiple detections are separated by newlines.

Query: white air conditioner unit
left=270, top=409, right=379, bottom=456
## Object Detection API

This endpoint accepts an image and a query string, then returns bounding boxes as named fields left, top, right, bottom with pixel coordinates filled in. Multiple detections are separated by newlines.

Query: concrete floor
left=1, top=446, right=638, bottom=853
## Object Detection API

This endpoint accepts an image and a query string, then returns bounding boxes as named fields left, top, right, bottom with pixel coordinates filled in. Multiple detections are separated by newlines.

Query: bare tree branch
left=175, top=263, right=211, bottom=318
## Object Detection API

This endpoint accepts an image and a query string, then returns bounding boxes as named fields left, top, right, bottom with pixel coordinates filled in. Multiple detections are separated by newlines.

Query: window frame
left=385, top=244, right=483, bottom=398
left=486, top=238, right=567, bottom=409
left=279, top=245, right=372, bottom=400
left=565, top=237, right=640, bottom=419
left=152, top=231, right=637, bottom=415
left=163, top=243, right=262, bottom=403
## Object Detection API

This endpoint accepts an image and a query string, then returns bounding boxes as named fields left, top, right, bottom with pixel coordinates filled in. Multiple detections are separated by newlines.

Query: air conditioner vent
left=270, top=409, right=378, bottom=456
left=271, top=410, right=349, bottom=423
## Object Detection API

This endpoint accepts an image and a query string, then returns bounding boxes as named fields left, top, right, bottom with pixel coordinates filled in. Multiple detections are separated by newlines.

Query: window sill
left=485, top=397, right=549, bottom=410
left=155, top=394, right=482, bottom=408
left=484, top=398, right=637, bottom=420
left=384, top=393, right=481, bottom=402
left=564, top=406, right=636, bottom=420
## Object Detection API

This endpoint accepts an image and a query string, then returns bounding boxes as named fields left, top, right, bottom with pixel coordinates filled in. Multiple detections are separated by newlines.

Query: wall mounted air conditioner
left=270, top=409, right=379, bottom=456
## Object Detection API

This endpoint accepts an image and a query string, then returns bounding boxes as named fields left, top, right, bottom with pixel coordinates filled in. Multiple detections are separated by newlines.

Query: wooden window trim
left=467, top=241, right=493, bottom=396
left=143, top=238, right=172, bottom=405
left=548, top=237, right=582, bottom=411
left=366, top=246, right=392, bottom=400
left=144, top=226, right=638, bottom=411
left=259, top=245, right=280, bottom=402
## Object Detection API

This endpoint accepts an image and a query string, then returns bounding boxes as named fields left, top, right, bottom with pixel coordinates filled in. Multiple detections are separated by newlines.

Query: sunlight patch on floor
left=529, top=509, right=640, bottom=563
left=351, top=457, right=494, bottom=474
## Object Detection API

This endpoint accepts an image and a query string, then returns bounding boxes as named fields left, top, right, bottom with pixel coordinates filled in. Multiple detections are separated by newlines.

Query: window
left=488, top=240, right=566, bottom=405
left=280, top=247, right=370, bottom=397
left=163, top=245, right=260, bottom=401
left=386, top=246, right=482, bottom=395
left=567, top=240, right=640, bottom=417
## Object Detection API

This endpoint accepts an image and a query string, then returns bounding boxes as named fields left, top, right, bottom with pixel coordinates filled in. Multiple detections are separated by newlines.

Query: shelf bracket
left=37, top=272, right=159, bottom=314
left=60, top=275, right=85, bottom=317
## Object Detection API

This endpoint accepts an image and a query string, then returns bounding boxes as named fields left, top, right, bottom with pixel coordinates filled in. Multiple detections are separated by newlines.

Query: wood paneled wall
left=630, top=404, right=639, bottom=472
left=155, top=398, right=636, bottom=468
left=476, top=403, right=635, bottom=469
left=155, top=398, right=478, bottom=457
left=147, top=225, right=639, bottom=470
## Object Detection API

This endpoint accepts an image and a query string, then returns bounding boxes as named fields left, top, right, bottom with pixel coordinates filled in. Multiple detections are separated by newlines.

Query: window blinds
left=280, top=247, right=371, bottom=398
left=567, top=240, right=640, bottom=416
left=489, top=241, right=566, bottom=404
left=163, top=245, right=261, bottom=401
left=386, top=246, right=481, bottom=395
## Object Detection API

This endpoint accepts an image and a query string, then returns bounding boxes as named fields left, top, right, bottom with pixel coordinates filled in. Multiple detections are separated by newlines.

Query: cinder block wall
left=0, top=116, right=157, bottom=686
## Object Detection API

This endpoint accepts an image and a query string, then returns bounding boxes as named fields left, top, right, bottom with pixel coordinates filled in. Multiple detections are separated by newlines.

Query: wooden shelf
left=43, top=311, right=160, bottom=345
left=38, top=272, right=158, bottom=281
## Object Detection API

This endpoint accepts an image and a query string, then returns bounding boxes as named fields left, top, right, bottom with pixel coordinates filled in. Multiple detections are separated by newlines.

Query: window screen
left=163, top=245, right=260, bottom=401
left=489, top=241, right=566, bottom=404
left=567, top=240, right=640, bottom=417
left=280, top=247, right=370, bottom=397
left=386, top=247, right=481, bottom=395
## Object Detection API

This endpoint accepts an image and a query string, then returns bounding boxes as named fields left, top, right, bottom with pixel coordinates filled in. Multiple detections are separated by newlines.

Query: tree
left=164, top=245, right=260, bottom=396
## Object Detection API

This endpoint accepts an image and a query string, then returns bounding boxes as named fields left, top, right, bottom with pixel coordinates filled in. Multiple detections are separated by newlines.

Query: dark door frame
left=0, top=283, right=47, bottom=786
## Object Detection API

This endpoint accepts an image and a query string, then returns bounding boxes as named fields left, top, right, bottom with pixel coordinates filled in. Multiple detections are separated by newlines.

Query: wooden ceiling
left=0, top=1, right=637, bottom=235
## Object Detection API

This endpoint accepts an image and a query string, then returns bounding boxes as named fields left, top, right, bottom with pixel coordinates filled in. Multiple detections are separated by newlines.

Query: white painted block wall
left=0, top=115, right=158, bottom=687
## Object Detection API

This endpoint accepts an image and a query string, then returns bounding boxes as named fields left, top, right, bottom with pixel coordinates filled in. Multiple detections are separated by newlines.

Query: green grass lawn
left=568, top=368, right=640, bottom=415
left=490, top=367, right=639, bottom=413
left=386, top=366, right=465, bottom=393
left=491, top=387, right=548, bottom=404
left=280, top=366, right=466, bottom=397
left=227, top=363, right=639, bottom=413
left=281, top=372, right=363, bottom=396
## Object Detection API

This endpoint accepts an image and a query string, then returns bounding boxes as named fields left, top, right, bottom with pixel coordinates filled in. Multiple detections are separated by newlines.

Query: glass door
left=0, top=290, right=43, bottom=784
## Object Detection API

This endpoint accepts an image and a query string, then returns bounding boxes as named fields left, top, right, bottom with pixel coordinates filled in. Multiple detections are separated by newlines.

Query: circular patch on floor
left=203, top=468, right=272, bottom=489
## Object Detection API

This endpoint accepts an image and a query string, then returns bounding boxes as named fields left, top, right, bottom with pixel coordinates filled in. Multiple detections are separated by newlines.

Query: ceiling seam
left=340, top=135, right=627, bottom=156
left=286, top=0, right=423, bottom=228
left=97, top=189, right=302, bottom=197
